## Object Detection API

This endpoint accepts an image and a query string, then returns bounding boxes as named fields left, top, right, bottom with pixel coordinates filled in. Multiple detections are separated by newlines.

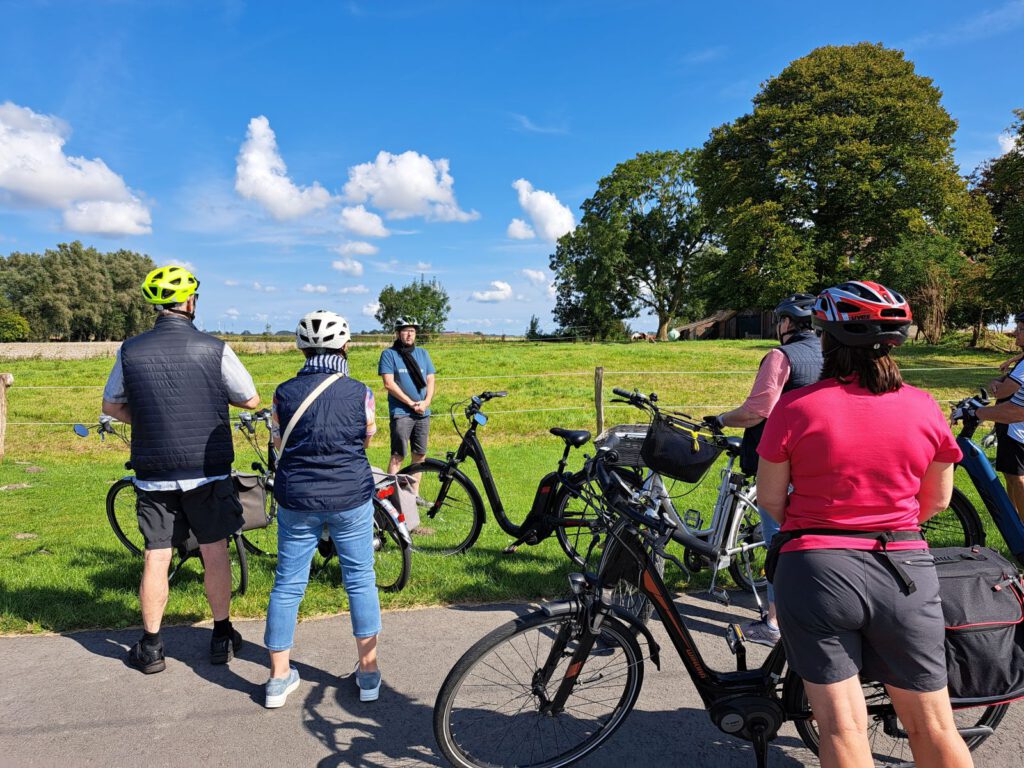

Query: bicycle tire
left=231, top=532, right=249, bottom=596
left=434, top=611, right=644, bottom=768
left=728, top=495, right=768, bottom=593
left=554, top=468, right=641, bottom=567
left=241, top=493, right=279, bottom=557
left=399, top=460, right=485, bottom=555
left=107, top=478, right=144, bottom=556
left=920, top=487, right=985, bottom=549
left=373, top=499, right=412, bottom=592
left=783, top=670, right=1007, bottom=763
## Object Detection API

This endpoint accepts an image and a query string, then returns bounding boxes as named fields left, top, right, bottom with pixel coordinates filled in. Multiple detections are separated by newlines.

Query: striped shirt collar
left=300, top=353, right=348, bottom=376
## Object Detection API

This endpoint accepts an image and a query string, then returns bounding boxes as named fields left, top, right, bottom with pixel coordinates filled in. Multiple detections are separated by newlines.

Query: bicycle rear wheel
left=920, top=487, right=984, bottom=549
left=373, top=499, right=412, bottom=592
left=399, top=461, right=484, bottom=555
left=434, top=611, right=644, bottom=768
left=783, top=671, right=1007, bottom=764
left=728, top=499, right=768, bottom=593
left=107, top=478, right=144, bottom=556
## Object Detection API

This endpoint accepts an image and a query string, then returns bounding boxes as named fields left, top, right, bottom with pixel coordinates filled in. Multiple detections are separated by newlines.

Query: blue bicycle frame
left=957, top=433, right=1024, bottom=565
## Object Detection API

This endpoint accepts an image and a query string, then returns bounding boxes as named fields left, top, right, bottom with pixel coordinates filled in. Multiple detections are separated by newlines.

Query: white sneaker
left=265, top=667, right=300, bottom=708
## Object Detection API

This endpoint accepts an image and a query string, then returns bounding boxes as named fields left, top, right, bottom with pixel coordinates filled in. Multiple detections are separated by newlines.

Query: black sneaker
left=210, top=628, right=242, bottom=664
left=127, top=640, right=166, bottom=674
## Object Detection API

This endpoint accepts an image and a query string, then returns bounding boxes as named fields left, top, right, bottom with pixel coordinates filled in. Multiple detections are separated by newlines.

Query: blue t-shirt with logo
left=378, top=346, right=436, bottom=417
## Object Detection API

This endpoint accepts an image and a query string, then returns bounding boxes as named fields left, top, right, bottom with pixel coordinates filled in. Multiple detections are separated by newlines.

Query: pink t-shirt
left=757, top=378, right=962, bottom=552
left=742, top=349, right=792, bottom=419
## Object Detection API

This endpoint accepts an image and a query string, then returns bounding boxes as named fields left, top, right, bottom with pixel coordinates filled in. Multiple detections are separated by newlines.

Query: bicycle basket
left=640, top=414, right=721, bottom=483
left=594, top=424, right=648, bottom=468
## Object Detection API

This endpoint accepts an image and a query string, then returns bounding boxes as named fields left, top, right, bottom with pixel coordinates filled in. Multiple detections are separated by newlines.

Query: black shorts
left=994, top=424, right=1024, bottom=475
left=774, top=548, right=947, bottom=692
left=136, top=478, right=244, bottom=550
left=389, top=415, right=430, bottom=458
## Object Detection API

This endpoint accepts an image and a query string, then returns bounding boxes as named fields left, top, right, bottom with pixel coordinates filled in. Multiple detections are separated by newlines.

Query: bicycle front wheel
left=920, top=487, right=985, bottom=549
left=373, top=500, right=412, bottom=592
left=783, top=671, right=1007, bottom=763
left=399, top=461, right=484, bottom=555
left=434, top=611, right=644, bottom=768
left=107, top=478, right=144, bottom=556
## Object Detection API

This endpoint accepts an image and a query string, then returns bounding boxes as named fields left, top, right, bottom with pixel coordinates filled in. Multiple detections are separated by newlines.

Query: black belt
left=765, top=529, right=926, bottom=594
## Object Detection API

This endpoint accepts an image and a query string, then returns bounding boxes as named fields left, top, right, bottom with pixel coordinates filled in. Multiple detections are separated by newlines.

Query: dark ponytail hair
left=820, top=332, right=903, bottom=394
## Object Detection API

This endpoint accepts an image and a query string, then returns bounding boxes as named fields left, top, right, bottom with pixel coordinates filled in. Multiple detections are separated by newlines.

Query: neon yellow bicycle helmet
left=141, top=265, right=200, bottom=305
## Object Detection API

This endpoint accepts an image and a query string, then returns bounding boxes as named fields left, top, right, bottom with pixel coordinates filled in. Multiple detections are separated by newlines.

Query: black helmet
left=774, top=293, right=816, bottom=321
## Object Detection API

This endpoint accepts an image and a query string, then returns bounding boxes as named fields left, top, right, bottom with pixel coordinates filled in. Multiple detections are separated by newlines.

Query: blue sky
left=1, top=0, right=1021, bottom=334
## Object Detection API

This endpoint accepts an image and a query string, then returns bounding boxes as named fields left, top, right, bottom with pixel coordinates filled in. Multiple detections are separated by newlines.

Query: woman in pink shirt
left=757, top=281, right=971, bottom=768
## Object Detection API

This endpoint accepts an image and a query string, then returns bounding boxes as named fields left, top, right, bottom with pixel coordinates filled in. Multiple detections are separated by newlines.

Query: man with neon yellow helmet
left=102, top=264, right=260, bottom=674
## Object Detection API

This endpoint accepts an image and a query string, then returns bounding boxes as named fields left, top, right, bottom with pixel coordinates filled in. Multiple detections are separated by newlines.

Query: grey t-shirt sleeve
left=222, top=344, right=258, bottom=403
left=102, top=350, right=128, bottom=403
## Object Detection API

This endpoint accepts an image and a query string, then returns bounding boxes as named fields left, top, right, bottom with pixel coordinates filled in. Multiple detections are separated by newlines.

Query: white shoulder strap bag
left=278, top=373, right=343, bottom=455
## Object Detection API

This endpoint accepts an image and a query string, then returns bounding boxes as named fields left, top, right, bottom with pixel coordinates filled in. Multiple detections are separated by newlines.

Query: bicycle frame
left=957, top=433, right=1024, bottom=564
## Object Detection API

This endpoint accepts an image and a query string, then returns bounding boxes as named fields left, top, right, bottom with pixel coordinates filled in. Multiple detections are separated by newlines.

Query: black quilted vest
left=740, top=330, right=823, bottom=475
left=120, top=314, right=234, bottom=481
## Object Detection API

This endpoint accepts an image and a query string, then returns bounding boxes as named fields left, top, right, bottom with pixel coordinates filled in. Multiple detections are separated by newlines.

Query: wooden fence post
left=594, top=366, right=604, bottom=436
left=0, top=373, right=13, bottom=463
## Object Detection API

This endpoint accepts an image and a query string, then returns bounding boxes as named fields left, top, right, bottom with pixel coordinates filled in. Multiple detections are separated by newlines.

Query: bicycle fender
left=539, top=600, right=661, bottom=670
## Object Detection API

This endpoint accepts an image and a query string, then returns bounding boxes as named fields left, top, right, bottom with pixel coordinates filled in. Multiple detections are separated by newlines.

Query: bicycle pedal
left=683, top=509, right=703, bottom=528
left=725, top=623, right=748, bottom=671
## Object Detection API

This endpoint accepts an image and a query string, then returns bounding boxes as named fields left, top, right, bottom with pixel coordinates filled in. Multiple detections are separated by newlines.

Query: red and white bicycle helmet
left=812, top=281, right=912, bottom=349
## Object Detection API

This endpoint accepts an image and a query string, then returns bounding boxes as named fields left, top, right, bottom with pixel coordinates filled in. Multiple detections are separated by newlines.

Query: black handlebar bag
left=640, top=415, right=721, bottom=483
left=932, top=546, right=1024, bottom=706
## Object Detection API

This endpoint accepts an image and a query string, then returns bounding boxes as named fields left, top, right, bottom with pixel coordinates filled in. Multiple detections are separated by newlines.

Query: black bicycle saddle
left=549, top=427, right=591, bottom=447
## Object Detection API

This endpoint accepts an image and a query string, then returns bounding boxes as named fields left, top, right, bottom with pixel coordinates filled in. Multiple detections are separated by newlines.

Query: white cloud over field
left=509, top=179, right=574, bottom=242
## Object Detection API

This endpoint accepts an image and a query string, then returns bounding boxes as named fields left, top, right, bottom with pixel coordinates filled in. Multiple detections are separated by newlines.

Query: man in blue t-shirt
left=378, top=318, right=436, bottom=474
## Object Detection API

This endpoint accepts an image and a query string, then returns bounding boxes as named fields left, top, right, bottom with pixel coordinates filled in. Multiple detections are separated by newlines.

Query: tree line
left=551, top=43, right=1024, bottom=342
left=0, top=242, right=156, bottom=341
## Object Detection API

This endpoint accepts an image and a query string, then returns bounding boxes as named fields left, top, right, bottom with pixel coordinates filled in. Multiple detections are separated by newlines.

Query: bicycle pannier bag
left=640, top=415, right=721, bottom=483
left=371, top=467, right=420, bottom=531
left=931, top=546, right=1024, bottom=706
left=233, top=472, right=270, bottom=531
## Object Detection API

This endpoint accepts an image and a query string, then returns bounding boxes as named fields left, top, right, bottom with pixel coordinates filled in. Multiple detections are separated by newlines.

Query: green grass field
left=0, top=338, right=1012, bottom=634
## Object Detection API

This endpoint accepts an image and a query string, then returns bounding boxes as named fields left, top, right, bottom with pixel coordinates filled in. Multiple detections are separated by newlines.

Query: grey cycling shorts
left=389, top=415, right=430, bottom=458
left=774, top=548, right=947, bottom=692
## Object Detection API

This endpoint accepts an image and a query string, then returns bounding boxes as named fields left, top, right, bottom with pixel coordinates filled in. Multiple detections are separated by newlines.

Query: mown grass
left=0, top=338, right=1012, bottom=634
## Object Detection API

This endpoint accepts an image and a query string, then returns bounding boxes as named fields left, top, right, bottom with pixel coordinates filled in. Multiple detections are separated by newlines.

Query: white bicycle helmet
left=296, top=310, right=351, bottom=350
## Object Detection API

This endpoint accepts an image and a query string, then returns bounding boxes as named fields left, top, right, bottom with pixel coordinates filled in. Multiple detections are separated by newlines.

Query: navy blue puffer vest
left=273, top=372, right=374, bottom=512
left=740, top=330, right=823, bottom=475
left=120, top=314, right=233, bottom=481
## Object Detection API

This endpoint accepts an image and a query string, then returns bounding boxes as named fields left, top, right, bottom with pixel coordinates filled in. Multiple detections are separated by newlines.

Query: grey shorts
left=136, top=478, right=244, bottom=550
left=389, top=415, right=430, bottom=458
left=775, top=548, right=947, bottom=692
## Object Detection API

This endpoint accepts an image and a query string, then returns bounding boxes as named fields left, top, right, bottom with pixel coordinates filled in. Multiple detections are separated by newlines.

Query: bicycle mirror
left=73, top=424, right=90, bottom=437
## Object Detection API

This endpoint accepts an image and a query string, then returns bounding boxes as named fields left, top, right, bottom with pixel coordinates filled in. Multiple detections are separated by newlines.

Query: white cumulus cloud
left=225, top=307, right=240, bottom=318
left=332, top=256, right=364, bottom=277
left=0, top=101, right=152, bottom=236
left=235, top=115, right=332, bottom=220
left=344, top=150, right=479, bottom=222
left=301, top=283, right=328, bottom=293
left=362, top=301, right=381, bottom=317
left=521, top=268, right=547, bottom=285
left=471, top=280, right=513, bottom=303
left=224, top=279, right=240, bottom=286
left=507, top=217, right=536, bottom=239
left=337, top=241, right=379, bottom=256
left=511, top=178, right=575, bottom=242
left=999, top=132, right=1018, bottom=155
left=340, top=204, right=390, bottom=237
left=416, top=261, right=432, bottom=271
left=338, top=285, right=369, bottom=295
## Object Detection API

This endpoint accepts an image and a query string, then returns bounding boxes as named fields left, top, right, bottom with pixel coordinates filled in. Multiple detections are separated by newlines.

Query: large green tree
left=550, top=150, right=714, bottom=340
left=697, top=43, right=993, bottom=324
left=0, top=242, right=155, bottom=340
left=375, top=275, right=450, bottom=334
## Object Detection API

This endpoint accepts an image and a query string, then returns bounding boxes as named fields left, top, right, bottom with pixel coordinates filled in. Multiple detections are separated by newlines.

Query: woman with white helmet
left=263, top=310, right=383, bottom=708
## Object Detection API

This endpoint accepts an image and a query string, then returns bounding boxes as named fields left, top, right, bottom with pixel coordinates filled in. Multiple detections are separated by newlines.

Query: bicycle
left=75, top=416, right=250, bottom=595
left=399, top=391, right=618, bottom=555
left=77, top=413, right=413, bottom=593
left=433, top=451, right=1009, bottom=768
left=948, top=390, right=1024, bottom=566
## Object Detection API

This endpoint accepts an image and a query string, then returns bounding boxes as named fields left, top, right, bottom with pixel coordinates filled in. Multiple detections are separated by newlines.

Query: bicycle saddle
left=549, top=427, right=591, bottom=448
left=724, top=436, right=743, bottom=454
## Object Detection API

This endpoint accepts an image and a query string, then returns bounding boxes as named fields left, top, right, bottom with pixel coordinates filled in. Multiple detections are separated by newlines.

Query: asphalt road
left=2, top=590, right=1021, bottom=768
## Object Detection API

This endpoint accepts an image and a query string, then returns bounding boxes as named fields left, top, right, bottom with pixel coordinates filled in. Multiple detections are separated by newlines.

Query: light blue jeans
left=759, top=506, right=781, bottom=605
left=265, top=499, right=382, bottom=651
